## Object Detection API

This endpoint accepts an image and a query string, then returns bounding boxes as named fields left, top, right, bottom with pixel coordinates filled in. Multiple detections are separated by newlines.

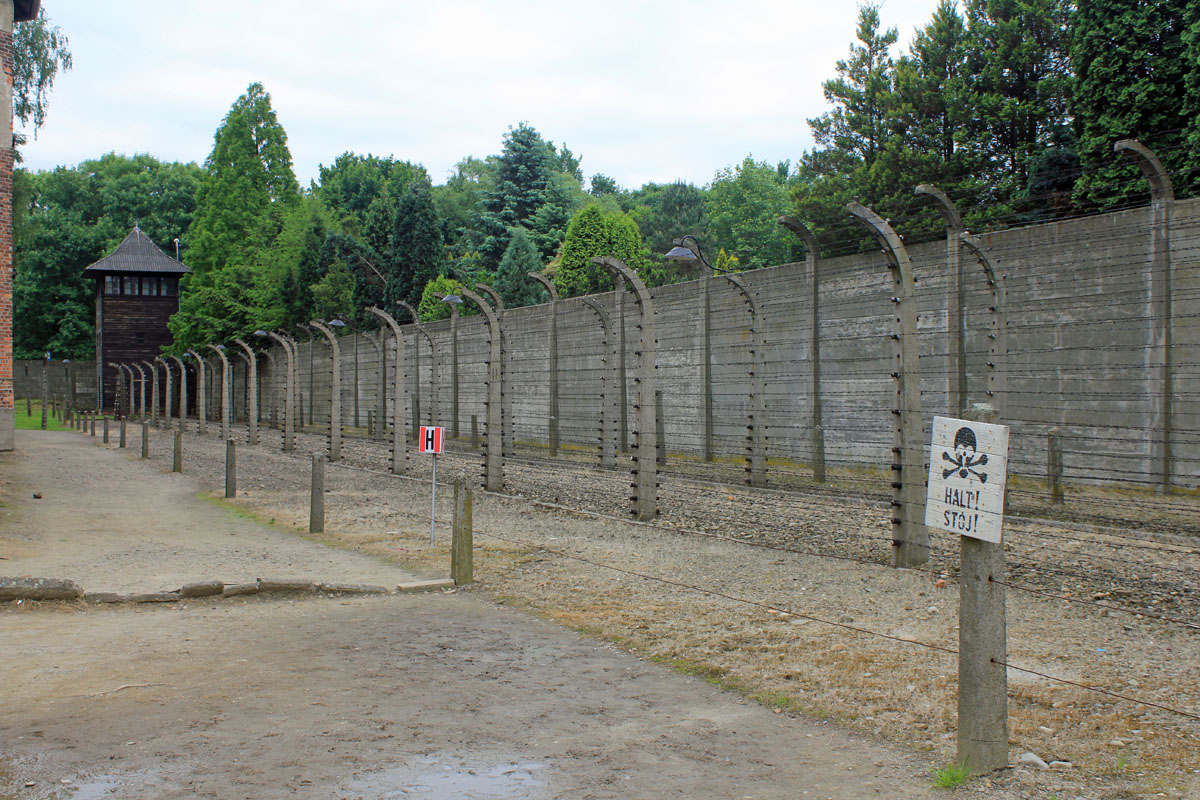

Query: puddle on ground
left=340, top=755, right=548, bottom=799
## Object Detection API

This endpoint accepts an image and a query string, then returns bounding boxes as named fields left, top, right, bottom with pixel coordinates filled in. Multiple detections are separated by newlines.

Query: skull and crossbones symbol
left=942, top=426, right=988, bottom=483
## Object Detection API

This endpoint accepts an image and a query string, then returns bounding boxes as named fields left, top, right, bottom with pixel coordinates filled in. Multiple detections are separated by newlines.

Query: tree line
left=14, top=0, right=1199, bottom=358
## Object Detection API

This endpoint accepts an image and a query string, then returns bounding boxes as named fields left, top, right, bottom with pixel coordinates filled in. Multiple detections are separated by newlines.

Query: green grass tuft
left=931, top=762, right=970, bottom=789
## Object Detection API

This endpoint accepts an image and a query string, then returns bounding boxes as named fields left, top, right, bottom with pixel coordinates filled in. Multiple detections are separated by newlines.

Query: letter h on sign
left=419, top=425, right=444, bottom=454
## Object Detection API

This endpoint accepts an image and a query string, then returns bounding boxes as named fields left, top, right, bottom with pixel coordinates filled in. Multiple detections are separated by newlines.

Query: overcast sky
left=19, top=0, right=948, bottom=190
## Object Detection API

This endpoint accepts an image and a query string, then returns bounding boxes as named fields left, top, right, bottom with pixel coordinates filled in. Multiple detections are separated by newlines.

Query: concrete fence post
left=310, top=321, right=342, bottom=462
left=914, top=185, right=966, bottom=417
left=528, top=273, right=561, bottom=457
left=310, top=454, right=325, bottom=534
left=225, top=439, right=236, bottom=498
left=367, top=305, right=412, bottom=476
left=168, top=355, right=186, bottom=432
left=157, top=357, right=171, bottom=430
left=119, top=416, right=127, bottom=448
left=140, top=421, right=149, bottom=459
left=207, top=345, right=232, bottom=442
left=459, top=289, right=504, bottom=492
left=452, top=475, right=474, bottom=586
left=655, top=390, right=666, bottom=466
left=476, top=283, right=513, bottom=458
left=959, top=235, right=1009, bottom=421
left=471, top=414, right=478, bottom=448
left=778, top=217, right=825, bottom=483
left=103, top=416, right=110, bottom=444
left=847, top=203, right=928, bottom=568
left=581, top=296, right=617, bottom=469
left=594, top=256, right=657, bottom=521
left=233, top=339, right=259, bottom=446
left=90, top=412, right=96, bottom=437
left=722, top=273, right=768, bottom=488
left=1116, top=139, right=1174, bottom=493
left=144, top=360, right=160, bottom=427
left=1047, top=428, right=1063, bottom=504
left=187, top=350, right=207, bottom=435
left=173, top=431, right=182, bottom=473
left=40, top=360, right=47, bottom=429
left=132, top=363, right=147, bottom=423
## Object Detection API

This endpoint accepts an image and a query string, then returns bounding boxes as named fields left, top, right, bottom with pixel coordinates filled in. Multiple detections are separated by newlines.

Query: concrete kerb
left=1, top=576, right=453, bottom=605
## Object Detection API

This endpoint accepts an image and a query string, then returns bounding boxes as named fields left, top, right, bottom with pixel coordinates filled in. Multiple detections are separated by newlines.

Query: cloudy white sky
left=20, top=0, right=948, bottom=190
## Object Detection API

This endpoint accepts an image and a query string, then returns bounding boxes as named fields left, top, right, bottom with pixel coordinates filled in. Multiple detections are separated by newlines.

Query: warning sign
left=924, top=416, right=1009, bottom=543
left=419, top=426, right=444, bottom=454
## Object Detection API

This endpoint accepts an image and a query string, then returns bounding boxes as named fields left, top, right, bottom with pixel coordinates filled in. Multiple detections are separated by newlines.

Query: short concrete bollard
left=309, top=453, right=324, bottom=534
left=452, top=475, right=473, bottom=586
left=103, top=416, right=110, bottom=444
left=173, top=431, right=182, bottom=473
left=119, top=417, right=127, bottom=448
left=90, top=412, right=96, bottom=437
left=141, top=421, right=149, bottom=459
left=1047, top=428, right=1063, bottom=504
left=225, top=439, right=237, bottom=498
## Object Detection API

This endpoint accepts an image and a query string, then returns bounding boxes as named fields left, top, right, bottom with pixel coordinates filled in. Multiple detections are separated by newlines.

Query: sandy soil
left=3, top=429, right=972, bottom=800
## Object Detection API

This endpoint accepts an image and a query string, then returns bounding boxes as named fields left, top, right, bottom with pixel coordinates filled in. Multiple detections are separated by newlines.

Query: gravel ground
left=9, top=419, right=1200, bottom=799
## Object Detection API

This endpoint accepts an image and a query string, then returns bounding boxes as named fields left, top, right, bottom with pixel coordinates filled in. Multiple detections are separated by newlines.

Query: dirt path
left=2, top=431, right=959, bottom=799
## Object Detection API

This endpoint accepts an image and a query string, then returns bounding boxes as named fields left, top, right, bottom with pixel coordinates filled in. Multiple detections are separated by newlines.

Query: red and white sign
left=419, top=426, right=444, bottom=454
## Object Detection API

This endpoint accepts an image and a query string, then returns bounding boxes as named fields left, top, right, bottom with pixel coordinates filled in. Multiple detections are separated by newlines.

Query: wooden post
left=310, top=454, right=324, bottom=533
left=140, top=421, right=149, bottom=459
left=173, top=431, right=182, bottom=473
left=1047, top=427, right=1063, bottom=504
left=225, top=439, right=237, bottom=498
left=958, top=534, right=1008, bottom=772
left=452, top=475, right=474, bottom=586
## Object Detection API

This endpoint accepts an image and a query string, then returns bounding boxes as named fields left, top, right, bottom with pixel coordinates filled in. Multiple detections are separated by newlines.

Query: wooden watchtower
left=84, top=226, right=189, bottom=410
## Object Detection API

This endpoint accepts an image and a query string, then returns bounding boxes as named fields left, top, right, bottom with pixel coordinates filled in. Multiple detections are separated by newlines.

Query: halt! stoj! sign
left=924, top=416, right=1009, bottom=543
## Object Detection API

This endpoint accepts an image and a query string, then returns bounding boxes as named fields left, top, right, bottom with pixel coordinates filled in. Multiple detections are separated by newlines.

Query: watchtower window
left=123, top=276, right=136, bottom=295
left=162, top=277, right=177, bottom=296
left=142, top=277, right=158, bottom=296
left=105, top=275, right=120, bottom=295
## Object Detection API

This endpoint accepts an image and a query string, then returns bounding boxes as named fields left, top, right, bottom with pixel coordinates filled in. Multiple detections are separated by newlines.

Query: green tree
left=492, top=227, right=546, bottom=308
left=475, top=123, right=583, bottom=270
left=12, top=7, right=71, bottom=138
left=1072, top=0, right=1195, bottom=207
left=554, top=204, right=649, bottom=297
left=628, top=181, right=709, bottom=281
left=185, top=82, right=299, bottom=277
left=1185, top=5, right=1200, bottom=170
left=706, top=157, right=794, bottom=270
left=962, top=0, right=1073, bottom=207
left=417, top=274, right=467, bottom=322
left=387, top=180, right=445, bottom=308
left=14, top=155, right=201, bottom=359
left=310, top=257, right=356, bottom=322
left=808, top=3, right=899, bottom=172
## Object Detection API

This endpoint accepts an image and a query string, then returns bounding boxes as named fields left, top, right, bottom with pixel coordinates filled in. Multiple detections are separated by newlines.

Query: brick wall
left=0, top=9, right=13, bottom=449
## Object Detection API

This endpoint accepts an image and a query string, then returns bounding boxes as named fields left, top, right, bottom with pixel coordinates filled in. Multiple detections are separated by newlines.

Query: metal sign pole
left=430, top=453, right=438, bottom=545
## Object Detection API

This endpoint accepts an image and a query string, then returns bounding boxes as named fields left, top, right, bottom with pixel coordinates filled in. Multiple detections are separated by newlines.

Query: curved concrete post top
left=776, top=216, right=819, bottom=258
left=720, top=273, right=759, bottom=315
left=914, top=184, right=964, bottom=230
left=1115, top=139, right=1175, bottom=202
left=959, top=233, right=1000, bottom=287
left=206, top=344, right=230, bottom=369
left=186, top=349, right=207, bottom=367
left=232, top=338, right=256, bottom=364
left=393, top=300, right=420, bottom=326
left=258, top=330, right=294, bottom=358
left=361, top=329, right=383, bottom=354
left=846, top=202, right=909, bottom=265
left=579, top=295, right=609, bottom=326
left=527, top=272, right=560, bottom=303
left=458, top=288, right=499, bottom=330
left=130, top=362, right=146, bottom=378
left=592, top=256, right=652, bottom=307
left=367, top=306, right=404, bottom=339
left=475, top=282, right=504, bottom=312
left=154, top=356, right=167, bottom=368
left=142, top=360, right=157, bottom=375
left=309, top=320, right=339, bottom=346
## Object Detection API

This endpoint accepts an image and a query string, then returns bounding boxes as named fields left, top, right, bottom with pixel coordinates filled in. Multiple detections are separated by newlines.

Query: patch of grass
left=15, top=401, right=73, bottom=431
left=931, top=761, right=970, bottom=789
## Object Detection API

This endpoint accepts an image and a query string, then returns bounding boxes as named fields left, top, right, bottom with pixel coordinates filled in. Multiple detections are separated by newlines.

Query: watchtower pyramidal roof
left=83, top=226, right=190, bottom=276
